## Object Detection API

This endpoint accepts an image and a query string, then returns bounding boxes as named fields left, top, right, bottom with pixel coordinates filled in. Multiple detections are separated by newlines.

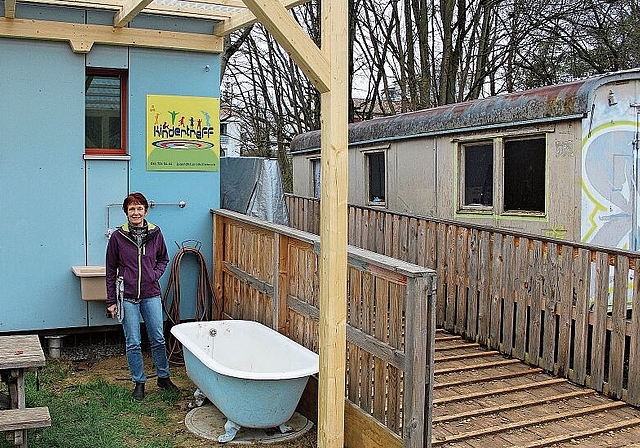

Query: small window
left=503, top=137, right=546, bottom=213
left=311, top=158, right=321, bottom=199
left=461, top=142, right=493, bottom=207
left=85, top=69, right=127, bottom=155
left=366, top=151, right=386, bottom=204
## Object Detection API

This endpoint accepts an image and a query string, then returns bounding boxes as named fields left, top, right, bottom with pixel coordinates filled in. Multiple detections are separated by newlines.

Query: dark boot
left=132, top=382, right=145, bottom=401
left=157, top=376, right=179, bottom=392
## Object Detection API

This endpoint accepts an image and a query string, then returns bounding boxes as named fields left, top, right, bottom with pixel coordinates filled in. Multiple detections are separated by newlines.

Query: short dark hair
left=123, top=192, right=149, bottom=212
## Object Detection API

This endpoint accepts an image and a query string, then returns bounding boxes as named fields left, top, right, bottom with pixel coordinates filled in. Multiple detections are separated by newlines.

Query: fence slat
left=590, top=251, right=609, bottom=390
left=528, top=241, right=543, bottom=366
left=502, top=235, right=515, bottom=355
left=571, top=247, right=590, bottom=385
left=512, top=238, right=528, bottom=359
left=628, top=259, right=640, bottom=405
left=556, top=244, right=572, bottom=377
left=609, top=255, right=628, bottom=398
left=489, top=234, right=503, bottom=350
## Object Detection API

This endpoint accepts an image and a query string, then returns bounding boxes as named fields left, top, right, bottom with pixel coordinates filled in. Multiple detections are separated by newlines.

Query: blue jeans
left=121, top=296, right=170, bottom=383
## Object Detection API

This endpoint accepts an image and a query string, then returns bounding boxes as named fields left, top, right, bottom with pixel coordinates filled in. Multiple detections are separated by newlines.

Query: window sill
left=83, top=154, right=131, bottom=161
left=368, top=201, right=387, bottom=207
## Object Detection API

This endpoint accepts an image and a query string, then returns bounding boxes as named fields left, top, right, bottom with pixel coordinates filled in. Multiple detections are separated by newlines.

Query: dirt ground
left=64, top=354, right=317, bottom=448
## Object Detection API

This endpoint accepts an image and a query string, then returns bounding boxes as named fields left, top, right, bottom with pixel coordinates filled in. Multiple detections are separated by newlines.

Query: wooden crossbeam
left=4, top=0, right=16, bottom=18
left=0, top=17, right=223, bottom=53
left=214, top=0, right=307, bottom=36
left=114, top=0, right=154, bottom=27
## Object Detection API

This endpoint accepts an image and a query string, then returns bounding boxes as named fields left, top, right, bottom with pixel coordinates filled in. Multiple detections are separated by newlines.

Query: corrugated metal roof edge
left=290, top=68, right=640, bottom=153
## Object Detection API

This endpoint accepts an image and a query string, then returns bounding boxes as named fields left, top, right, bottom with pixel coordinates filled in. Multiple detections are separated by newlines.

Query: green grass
left=1, top=359, right=181, bottom=448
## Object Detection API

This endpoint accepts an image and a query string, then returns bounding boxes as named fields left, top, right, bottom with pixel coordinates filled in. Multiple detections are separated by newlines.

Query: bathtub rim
left=170, top=320, right=319, bottom=380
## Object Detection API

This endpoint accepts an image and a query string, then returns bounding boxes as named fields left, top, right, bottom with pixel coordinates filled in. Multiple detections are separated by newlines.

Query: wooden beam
left=317, top=0, right=349, bottom=447
left=10, top=0, right=245, bottom=19
left=4, top=0, right=16, bottom=18
left=114, top=0, right=154, bottom=27
left=0, top=17, right=223, bottom=53
left=240, top=0, right=330, bottom=93
left=213, top=0, right=306, bottom=36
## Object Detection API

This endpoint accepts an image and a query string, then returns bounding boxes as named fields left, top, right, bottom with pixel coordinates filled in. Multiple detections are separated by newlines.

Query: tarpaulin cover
left=220, top=157, right=289, bottom=226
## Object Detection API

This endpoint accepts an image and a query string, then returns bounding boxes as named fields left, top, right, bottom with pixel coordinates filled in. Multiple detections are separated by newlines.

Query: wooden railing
left=212, top=209, right=437, bottom=448
left=285, top=194, right=640, bottom=406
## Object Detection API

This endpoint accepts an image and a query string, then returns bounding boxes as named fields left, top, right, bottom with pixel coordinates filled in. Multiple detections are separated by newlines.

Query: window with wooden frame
left=311, top=157, right=321, bottom=199
left=458, top=134, right=547, bottom=215
left=85, top=69, right=127, bottom=155
left=365, top=150, right=386, bottom=206
left=459, top=141, right=494, bottom=211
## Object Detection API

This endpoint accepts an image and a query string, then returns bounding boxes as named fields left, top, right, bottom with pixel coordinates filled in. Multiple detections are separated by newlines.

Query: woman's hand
left=107, top=304, right=117, bottom=318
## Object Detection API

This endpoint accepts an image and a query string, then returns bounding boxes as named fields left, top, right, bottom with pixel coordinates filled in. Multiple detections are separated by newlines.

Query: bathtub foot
left=218, top=419, right=241, bottom=443
left=278, top=423, right=293, bottom=433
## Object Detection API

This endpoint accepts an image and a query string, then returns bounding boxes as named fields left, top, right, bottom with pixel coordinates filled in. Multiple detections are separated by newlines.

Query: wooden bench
left=0, top=407, right=51, bottom=447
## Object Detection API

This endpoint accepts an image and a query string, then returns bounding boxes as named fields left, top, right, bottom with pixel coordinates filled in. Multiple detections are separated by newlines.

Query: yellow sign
left=146, top=95, right=219, bottom=171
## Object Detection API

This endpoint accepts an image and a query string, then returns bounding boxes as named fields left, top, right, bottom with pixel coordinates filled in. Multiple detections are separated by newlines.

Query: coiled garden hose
left=162, top=243, right=221, bottom=365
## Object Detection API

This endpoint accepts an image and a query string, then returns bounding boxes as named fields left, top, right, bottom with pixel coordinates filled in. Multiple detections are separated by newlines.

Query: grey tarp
left=220, top=157, right=289, bottom=226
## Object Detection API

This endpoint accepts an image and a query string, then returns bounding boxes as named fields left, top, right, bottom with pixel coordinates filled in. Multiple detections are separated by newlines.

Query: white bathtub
left=171, top=320, right=319, bottom=442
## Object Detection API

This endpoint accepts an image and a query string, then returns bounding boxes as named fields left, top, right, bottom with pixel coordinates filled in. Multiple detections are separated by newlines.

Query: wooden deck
left=433, top=329, right=640, bottom=447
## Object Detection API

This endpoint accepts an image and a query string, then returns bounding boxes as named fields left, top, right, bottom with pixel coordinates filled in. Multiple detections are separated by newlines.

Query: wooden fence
left=212, top=209, right=437, bottom=448
left=285, top=194, right=640, bottom=406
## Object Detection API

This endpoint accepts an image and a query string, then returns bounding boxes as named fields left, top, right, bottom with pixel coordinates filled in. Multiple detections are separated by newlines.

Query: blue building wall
left=0, top=15, right=220, bottom=331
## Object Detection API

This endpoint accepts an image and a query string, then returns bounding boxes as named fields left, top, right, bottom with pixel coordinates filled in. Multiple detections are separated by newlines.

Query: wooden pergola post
left=318, top=1, right=349, bottom=447
left=234, top=1, right=349, bottom=445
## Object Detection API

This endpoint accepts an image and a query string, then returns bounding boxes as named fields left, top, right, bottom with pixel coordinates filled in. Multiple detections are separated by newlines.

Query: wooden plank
left=402, top=276, right=429, bottom=448
left=431, top=401, right=627, bottom=446
left=466, top=229, right=479, bottom=340
left=502, top=235, right=515, bottom=355
left=372, top=277, right=388, bottom=423
left=445, top=225, right=457, bottom=331
left=541, top=242, right=558, bottom=372
left=0, top=407, right=51, bottom=431
left=0, top=335, right=46, bottom=370
left=455, top=227, right=468, bottom=336
left=489, top=233, right=503, bottom=350
left=628, top=259, right=640, bottom=405
left=513, top=417, right=640, bottom=448
left=528, top=240, right=543, bottom=366
left=590, top=251, right=609, bottom=391
left=571, top=247, right=591, bottom=385
left=555, top=244, right=572, bottom=377
left=477, top=230, right=491, bottom=345
left=435, top=223, right=447, bottom=327
left=432, top=389, right=594, bottom=423
left=513, top=237, right=529, bottom=359
left=435, top=358, right=521, bottom=374
left=432, top=378, right=567, bottom=405
left=434, top=367, right=543, bottom=388
left=388, top=281, right=402, bottom=433
left=0, top=17, right=224, bottom=53
left=608, top=254, right=628, bottom=398
left=344, top=399, right=402, bottom=448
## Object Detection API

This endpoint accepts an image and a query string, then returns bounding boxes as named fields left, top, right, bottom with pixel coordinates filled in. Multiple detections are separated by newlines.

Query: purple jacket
left=105, top=221, right=169, bottom=307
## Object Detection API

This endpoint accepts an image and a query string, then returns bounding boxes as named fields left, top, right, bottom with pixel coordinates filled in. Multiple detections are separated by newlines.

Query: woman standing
left=106, top=192, right=179, bottom=400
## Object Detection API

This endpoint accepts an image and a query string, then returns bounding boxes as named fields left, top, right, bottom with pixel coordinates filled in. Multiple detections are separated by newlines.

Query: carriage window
left=366, top=151, right=386, bottom=205
left=503, top=137, right=546, bottom=213
left=461, top=142, right=493, bottom=207
left=311, top=158, right=321, bottom=199
left=85, top=69, right=127, bottom=155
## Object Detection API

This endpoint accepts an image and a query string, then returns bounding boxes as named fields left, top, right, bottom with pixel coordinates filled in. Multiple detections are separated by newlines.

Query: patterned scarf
left=129, top=222, right=148, bottom=247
